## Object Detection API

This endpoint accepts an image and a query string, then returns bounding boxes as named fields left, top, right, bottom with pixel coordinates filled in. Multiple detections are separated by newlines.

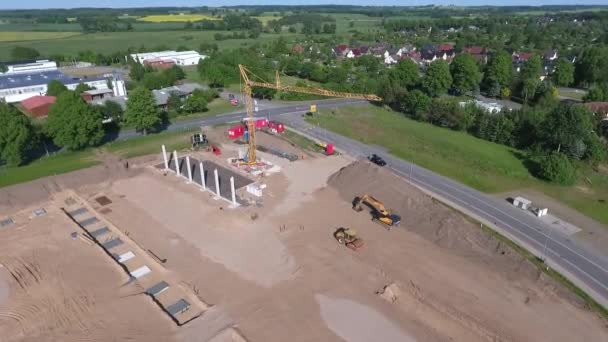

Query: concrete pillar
left=199, top=162, right=206, bottom=190
left=186, top=156, right=192, bottom=183
left=230, top=176, right=237, bottom=206
left=161, top=145, right=169, bottom=170
left=214, top=169, right=221, bottom=198
left=173, top=151, right=179, bottom=177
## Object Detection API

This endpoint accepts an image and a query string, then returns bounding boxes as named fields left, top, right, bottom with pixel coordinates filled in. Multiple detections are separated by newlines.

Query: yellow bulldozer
left=353, top=194, right=401, bottom=229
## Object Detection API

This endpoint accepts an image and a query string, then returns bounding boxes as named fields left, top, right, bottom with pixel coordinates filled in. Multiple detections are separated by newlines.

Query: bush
left=539, top=152, right=577, bottom=185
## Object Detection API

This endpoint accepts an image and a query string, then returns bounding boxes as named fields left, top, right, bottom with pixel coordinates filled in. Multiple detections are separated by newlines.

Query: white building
left=0, top=71, right=110, bottom=103
left=1, top=59, right=58, bottom=75
left=128, top=50, right=207, bottom=66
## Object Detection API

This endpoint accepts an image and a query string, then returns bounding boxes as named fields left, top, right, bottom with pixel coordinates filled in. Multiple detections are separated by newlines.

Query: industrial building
left=0, top=70, right=126, bottom=103
left=128, top=50, right=207, bottom=66
left=0, top=59, right=58, bottom=75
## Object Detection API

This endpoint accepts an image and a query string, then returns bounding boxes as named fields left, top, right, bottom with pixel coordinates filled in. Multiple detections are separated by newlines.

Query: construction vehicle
left=353, top=194, right=401, bottom=228
left=334, top=227, right=364, bottom=251
left=238, top=65, right=382, bottom=164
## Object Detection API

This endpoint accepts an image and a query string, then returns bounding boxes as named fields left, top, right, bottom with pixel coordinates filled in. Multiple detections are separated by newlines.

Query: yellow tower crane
left=238, top=64, right=382, bottom=163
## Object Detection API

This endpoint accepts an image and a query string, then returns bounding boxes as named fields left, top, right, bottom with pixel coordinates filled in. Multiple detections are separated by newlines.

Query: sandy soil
left=0, top=203, right=176, bottom=342
left=1, top=129, right=607, bottom=341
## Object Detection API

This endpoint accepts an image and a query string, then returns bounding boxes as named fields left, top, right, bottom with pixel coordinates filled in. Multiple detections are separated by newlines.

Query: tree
left=46, top=91, right=104, bottom=150
left=519, top=55, right=542, bottom=81
left=100, top=100, right=123, bottom=123
left=74, top=83, right=92, bottom=95
left=541, top=104, right=595, bottom=159
left=584, top=83, right=608, bottom=102
left=390, top=59, right=419, bottom=89
left=166, top=92, right=183, bottom=117
left=183, top=90, right=209, bottom=113
left=400, top=89, right=430, bottom=120
left=539, top=152, right=577, bottom=185
left=422, top=60, right=452, bottom=97
left=46, top=80, right=68, bottom=97
left=124, top=87, right=160, bottom=135
left=450, top=53, right=481, bottom=95
left=521, top=78, right=540, bottom=103
left=483, top=51, right=513, bottom=92
left=11, top=46, right=40, bottom=60
left=575, top=46, right=608, bottom=86
left=252, top=87, right=276, bottom=100
left=553, top=58, right=574, bottom=87
left=129, top=62, right=146, bottom=82
left=0, top=103, right=34, bottom=166
left=0, top=64, right=7, bottom=73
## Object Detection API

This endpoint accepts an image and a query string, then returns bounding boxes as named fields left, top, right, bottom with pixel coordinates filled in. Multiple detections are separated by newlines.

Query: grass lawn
left=306, top=105, right=608, bottom=225
left=0, top=129, right=200, bottom=188
left=283, top=129, right=323, bottom=153
left=0, top=31, right=81, bottom=42
left=104, top=129, right=194, bottom=159
left=0, top=150, right=98, bottom=188
left=172, top=98, right=243, bottom=122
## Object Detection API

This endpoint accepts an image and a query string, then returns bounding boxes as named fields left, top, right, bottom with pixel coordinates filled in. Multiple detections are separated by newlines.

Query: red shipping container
left=227, top=125, right=245, bottom=139
left=268, top=121, right=285, bottom=133
left=242, top=118, right=269, bottom=130
left=325, top=144, right=334, bottom=155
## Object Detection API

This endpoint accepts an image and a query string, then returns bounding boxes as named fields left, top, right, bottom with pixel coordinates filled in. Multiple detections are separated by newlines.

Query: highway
left=119, top=98, right=608, bottom=308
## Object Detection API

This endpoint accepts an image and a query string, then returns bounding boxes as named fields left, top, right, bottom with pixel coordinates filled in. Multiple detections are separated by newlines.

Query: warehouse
left=128, top=50, right=207, bottom=66
left=0, top=71, right=110, bottom=103
left=0, top=59, right=58, bottom=75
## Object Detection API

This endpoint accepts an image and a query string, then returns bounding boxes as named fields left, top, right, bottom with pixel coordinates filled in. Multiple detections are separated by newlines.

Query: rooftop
left=0, top=71, right=107, bottom=90
left=21, top=95, right=56, bottom=110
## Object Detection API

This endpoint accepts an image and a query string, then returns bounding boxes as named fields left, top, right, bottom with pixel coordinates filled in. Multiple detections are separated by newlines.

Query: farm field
left=0, top=31, right=304, bottom=60
left=306, top=105, right=608, bottom=226
left=0, top=31, right=80, bottom=42
left=137, top=14, right=221, bottom=22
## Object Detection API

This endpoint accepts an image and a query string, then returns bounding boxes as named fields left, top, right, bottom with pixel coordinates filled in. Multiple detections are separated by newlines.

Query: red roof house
left=291, top=44, right=305, bottom=54
left=463, top=46, right=485, bottom=55
left=20, top=95, right=56, bottom=118
left=437, top=43, right=455, bottom=52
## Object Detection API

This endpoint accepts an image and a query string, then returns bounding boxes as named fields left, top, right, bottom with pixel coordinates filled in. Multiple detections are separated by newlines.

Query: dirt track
left=0, top=131, right=606, bottom=341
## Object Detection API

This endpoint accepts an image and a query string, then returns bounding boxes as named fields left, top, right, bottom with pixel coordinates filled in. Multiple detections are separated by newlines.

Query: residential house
left=463, top=46, right=488, bottom=64
left=512, top=52, right=535, bottom=72
left=396, top=45, right=416, bottom=57
left=333, top=45, right=350, bottom=57
left=291, top=44, right=305, bottom=54
left=543, top=49, right=558, bottom=61
left=584, top=102, right=608, bottom=120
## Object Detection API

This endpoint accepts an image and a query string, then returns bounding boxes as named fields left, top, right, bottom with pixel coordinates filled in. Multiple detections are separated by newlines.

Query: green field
left=0, top=31, right=304, bottom=60
left=307, top=106, right=608, bottom=225
left=138, top=14, right=221, bottom=22
left=0, top=31, right=81, bottom=42
left=0, top=150, right=98, bottom=188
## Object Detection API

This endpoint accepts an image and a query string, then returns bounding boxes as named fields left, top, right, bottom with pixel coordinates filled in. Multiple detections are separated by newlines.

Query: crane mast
left=238, top=64, right=382, bottom=164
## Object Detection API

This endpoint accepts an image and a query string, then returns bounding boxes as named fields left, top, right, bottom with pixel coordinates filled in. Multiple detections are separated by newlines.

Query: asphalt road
left=119, top=98, right=608, bottom=307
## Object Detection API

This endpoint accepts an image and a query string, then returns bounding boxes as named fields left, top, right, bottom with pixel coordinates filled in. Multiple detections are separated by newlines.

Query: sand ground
left=0, top=130, right=607, bottom=341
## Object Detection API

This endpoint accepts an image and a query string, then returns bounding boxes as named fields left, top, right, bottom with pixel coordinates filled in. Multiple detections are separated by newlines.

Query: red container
left=325, top=143, right=334, bottom=155
left=242, top=118, right=269, bottom=130
left=268, top=121, right=285, bottom=133
left=227, top=125, right=245, bottom=139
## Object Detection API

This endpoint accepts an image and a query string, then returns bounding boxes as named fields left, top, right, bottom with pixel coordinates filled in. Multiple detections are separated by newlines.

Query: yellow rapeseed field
left=0, top=31, right=80, bottom=42
left=138, top=14, right=221, bottom=22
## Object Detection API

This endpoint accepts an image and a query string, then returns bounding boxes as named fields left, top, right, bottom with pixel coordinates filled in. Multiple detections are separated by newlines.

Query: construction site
left=0, top=66, right=607, bottom=342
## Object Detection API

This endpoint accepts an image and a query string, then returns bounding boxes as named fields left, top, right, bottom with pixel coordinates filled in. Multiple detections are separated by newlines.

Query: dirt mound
left=328, top=161, right=520, bottom=259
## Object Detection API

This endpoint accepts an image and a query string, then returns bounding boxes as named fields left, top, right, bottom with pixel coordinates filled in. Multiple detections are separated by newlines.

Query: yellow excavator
left=353, top=194, right=401, bottom=229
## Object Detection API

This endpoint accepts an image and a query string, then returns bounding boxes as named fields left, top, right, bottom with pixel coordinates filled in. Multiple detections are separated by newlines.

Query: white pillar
left=186, top=156, right=193, bottom=183
left=230, top=177, right=237, bottom=206
left=214, top=169, right=221, bottom=198
left=173, top=151, right=179, bottom=177
left=199, top=162, right=206, bottom=190
left=161, top=145, right=169, bottom=170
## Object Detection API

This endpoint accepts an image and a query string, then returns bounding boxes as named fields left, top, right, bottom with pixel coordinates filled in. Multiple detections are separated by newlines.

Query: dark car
left=368, top=154, right=386, bottom=166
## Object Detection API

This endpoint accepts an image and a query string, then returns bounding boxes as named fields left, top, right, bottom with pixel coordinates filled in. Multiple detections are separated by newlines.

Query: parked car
left=368, top=154, right=386, bottom=166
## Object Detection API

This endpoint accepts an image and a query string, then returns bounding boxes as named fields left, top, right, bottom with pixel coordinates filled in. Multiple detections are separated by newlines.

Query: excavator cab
left=353, top=195, right=401, bottom=229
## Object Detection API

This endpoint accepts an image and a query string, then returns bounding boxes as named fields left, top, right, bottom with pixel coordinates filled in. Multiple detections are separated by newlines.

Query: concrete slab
left=167, top=298, right=190, bottom=316
left=102, top=238, right=123, bottom=250
left=79, top=216, right=99, bottom=227
left=89, top=226, right=110, bottom=238
left=67, top=207, right=88, bottom=217
left=146, top=281, right=170, bottom=297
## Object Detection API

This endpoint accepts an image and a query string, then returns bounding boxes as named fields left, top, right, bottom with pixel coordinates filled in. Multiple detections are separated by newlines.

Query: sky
left=1, top=1, right=606, bottom=10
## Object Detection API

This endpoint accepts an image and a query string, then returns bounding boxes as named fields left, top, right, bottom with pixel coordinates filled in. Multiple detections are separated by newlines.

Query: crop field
left=0, top=31, right=303, bottom=60
left=0, top=31, right=81, bottom=42
left=137, top=14, right=221, bottom=22
left=253, top=16, right=282, bottom=24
